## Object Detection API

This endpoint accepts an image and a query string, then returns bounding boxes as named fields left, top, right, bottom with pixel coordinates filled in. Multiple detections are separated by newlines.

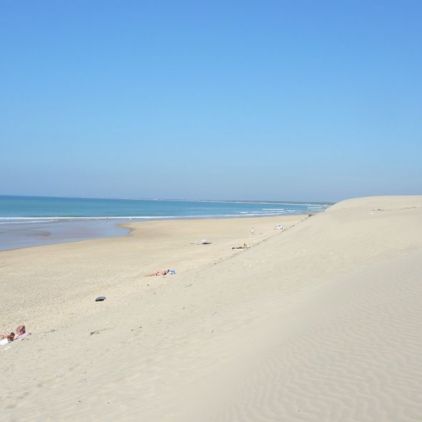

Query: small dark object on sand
left=95, top=296, right=106, bottom=302
left=232, top=243, right=248, bottom=250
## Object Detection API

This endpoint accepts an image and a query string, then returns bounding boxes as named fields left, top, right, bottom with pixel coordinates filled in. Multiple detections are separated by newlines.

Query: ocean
left=0, top=196, right=330, bottom=250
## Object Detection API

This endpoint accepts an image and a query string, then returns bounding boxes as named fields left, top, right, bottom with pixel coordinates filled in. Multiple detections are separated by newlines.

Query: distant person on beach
left=15, top=325, right=27, bottom=338
left=146, top=269, right=176, bottom=277
left=0, top=332, right=15, bottom=343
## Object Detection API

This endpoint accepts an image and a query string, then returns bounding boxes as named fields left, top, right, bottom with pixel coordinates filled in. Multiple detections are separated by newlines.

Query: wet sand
left=0, top=219, right=129, bottom=251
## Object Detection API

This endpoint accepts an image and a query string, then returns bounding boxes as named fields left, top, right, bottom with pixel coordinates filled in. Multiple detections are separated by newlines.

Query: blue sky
left=1, top=0, right=421, bottom=202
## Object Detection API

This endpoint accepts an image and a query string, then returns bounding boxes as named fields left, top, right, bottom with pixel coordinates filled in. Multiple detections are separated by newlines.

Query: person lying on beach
left=232, top=243, right=248, bottom=250
left=146, top=269, right=176, bottom=277
left=15, top=324, right=28, bottom=339
left=0, top=332, right=15, bottom=344
left=0, top=324, right=29, bottom=345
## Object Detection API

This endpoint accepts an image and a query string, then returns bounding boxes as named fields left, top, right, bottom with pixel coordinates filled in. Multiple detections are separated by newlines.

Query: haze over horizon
left=1, top=1, right=421, bottom=202
left=0, top=193, right=334, bottom=205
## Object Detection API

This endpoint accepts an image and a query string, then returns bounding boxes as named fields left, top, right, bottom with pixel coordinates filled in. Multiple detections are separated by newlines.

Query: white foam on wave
left=262, top=208, right=284, bottom=212
left=0, top=207, right=314, bottom=225
left=0, top=216, right=179, bottom=223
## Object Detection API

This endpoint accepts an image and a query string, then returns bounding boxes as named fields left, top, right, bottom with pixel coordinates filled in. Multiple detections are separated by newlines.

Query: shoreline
left=1, top=196, right=422, bottom=421
left=0, top=195, right=330, bottom=251
left=0, top=212, right=314, bottom=252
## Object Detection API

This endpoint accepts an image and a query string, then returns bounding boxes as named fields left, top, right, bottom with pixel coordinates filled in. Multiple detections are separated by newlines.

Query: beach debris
left=232, top=243, right=248, bottom=250
left=90, top=327, right=111, bottom=335
left=275, top=224, right=284, bottom=231
left=95, top=296, right=106, bottom=302
left=191, top=239, right=212, bottom=245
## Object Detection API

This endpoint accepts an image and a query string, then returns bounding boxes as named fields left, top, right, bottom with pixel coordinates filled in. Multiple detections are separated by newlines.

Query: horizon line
left=0, top=193, right=334, bottom=205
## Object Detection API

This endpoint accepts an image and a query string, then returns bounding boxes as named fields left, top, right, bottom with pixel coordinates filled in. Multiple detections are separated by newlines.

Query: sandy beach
left=1, top=196, right=422, bottom=421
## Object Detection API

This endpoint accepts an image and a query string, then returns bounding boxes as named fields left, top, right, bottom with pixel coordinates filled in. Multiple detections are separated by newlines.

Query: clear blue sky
left=1, top=0, right=421, bottom=202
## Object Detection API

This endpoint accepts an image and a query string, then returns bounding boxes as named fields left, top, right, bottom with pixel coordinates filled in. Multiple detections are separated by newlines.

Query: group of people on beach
left=147, top=240, right=252, bottom=276
left=0, top=324, right=28, bottom=345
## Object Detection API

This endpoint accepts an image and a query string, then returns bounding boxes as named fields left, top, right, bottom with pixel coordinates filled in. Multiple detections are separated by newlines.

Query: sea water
left=0, top=196, right=330, bottom=250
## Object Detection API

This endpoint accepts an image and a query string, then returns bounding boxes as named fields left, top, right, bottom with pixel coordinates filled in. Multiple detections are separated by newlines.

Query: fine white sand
left=1, top=196, right=422, bottom=421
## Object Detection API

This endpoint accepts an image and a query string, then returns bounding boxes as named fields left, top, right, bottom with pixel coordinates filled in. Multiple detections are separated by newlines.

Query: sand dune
left=1, top=196, right=422, bottom=421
